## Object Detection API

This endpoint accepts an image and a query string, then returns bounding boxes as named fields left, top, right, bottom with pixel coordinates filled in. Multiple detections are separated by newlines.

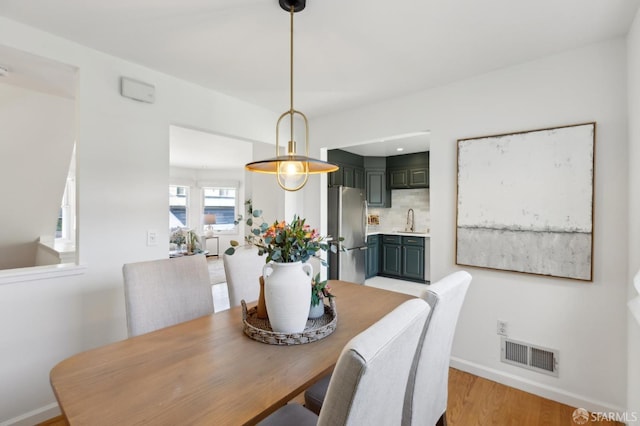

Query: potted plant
left=309, top=273, right=334, bottom=319
left=170, top=227, right=202, bottom=254
left=226, top=208, right=342, bottom=333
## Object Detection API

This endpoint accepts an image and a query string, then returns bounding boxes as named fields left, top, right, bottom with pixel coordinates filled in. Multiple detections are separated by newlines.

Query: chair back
left=403, top=271, right=472, bottom=425
left=123, top=255, right=214, bottom=337
left=318, top=298, right=431, bottom=426
left=223, top=245, right=265, bottom=307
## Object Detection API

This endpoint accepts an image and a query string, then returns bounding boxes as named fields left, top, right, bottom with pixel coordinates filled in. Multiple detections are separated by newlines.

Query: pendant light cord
left=289, top=5, right=294, bottom=151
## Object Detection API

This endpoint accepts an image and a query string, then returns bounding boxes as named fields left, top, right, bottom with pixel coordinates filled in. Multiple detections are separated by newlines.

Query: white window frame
left=57, top=174, right=76, bottom=242
left=169, top=185, right=190, bottom=228
left=201, top=184, right=240, bottom=234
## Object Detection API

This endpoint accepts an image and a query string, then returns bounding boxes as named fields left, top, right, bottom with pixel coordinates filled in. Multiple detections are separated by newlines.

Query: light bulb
left=277, top=160, right=308, bottom=191
left=279, top=161, right=304, bottom=176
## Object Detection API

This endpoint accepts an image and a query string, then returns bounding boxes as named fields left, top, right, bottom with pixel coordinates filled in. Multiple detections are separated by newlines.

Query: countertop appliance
left=328, top=186, right=368, bottom=284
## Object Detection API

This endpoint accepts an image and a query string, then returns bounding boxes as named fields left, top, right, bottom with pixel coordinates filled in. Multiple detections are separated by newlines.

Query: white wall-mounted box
left=120, top=77, right=155, bottom=103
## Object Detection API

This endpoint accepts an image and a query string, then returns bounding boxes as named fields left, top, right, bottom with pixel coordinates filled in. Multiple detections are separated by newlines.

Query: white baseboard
left=450, top=357, right=627, bottom=415
left=0, top=402, right=61, bottom=426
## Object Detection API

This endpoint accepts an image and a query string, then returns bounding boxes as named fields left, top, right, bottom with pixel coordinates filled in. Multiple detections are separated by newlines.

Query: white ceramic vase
left=263, top=261, right=313, bottom=333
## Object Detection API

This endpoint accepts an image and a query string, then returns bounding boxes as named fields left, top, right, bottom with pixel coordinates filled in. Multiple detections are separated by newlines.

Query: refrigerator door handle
left=363, top=200, right=369, bottom=244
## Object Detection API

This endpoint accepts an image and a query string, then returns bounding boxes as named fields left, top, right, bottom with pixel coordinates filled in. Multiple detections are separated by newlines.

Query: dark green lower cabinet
left=382, top=243, right=402, bottom=276
left=402, top=245, right=425, bottom=281
left=380, top=235, right=425, bottom=282
left=366, top=235, right=379, bottom=279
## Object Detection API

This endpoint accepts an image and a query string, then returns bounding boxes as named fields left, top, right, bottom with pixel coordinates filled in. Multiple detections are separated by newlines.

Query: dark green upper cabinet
left=328, top=149, right=364, bottom=189
left=355, top=168, right=365, bottom=190
left=409, top=168, right=428, bottom=187
left=389, top=169, right=408, bottom=188
left=387, top=152, right=429, bottom=189
left=364, top=156, right=390, bottom=208
left=329, top=167, right=343, bottom=187
left=365, top=169, right=386, bottom=206
left=342, top=165, right=355, bottom=187
left=328, top=149, right=428, bottom=195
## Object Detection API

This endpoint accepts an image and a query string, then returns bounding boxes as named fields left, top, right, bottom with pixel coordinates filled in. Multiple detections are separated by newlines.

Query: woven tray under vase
left=241, top=298, right=337, bottom=345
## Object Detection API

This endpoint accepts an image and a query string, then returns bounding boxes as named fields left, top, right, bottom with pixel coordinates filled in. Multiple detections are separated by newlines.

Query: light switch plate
left=147, top=230, right=158, bottom=246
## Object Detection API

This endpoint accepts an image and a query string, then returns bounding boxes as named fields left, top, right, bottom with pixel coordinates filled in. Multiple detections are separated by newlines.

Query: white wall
left=249, top=142, right=286, bottom=224
left=312, top=39, right=629, bottom=412
left=627, top=7, right=640, bottom=424
left=0, top=17, right=277, bottom=424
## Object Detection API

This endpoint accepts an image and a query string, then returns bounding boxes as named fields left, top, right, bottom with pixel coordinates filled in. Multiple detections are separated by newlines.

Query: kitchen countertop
left=367, top=230, right=430, bottom=238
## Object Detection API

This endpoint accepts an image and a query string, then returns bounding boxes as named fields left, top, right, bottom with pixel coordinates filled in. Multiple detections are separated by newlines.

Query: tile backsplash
left=368, top=188, right=430, bottom=233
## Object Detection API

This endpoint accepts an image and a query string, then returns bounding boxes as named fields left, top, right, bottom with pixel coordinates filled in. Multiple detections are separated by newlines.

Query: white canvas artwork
left=456, top=123, right=595, bottom=281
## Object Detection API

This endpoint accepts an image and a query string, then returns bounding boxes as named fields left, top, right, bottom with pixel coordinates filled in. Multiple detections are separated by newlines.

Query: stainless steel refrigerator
left=328, top=186, right=368, bottom=284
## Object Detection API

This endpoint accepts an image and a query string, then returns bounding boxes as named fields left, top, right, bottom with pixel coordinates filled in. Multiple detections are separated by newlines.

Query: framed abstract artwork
left=456, top=122, right=596, bottom=281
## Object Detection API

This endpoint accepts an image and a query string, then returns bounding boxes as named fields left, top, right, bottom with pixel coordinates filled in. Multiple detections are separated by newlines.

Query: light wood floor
left=37, top=368, right=621, bottom=425
left=445, top=369, right=620, bottom=425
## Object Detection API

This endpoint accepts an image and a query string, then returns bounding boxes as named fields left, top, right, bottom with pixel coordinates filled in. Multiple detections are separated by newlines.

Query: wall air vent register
left=501, top=337, right=559, bottom=377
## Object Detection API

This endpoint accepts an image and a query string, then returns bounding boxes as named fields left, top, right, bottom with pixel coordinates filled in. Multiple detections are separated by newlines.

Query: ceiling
left=2, top=0, right=638, bottom=167
left=169, top=126, right=254, bottom=170
left=340, top=132, right=430, bottom=157
left=1, top=0, right=639, bottom=119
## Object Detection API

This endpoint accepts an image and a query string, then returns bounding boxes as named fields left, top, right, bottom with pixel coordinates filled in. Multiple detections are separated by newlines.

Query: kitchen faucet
left=406, top=208, right=415, bottom=232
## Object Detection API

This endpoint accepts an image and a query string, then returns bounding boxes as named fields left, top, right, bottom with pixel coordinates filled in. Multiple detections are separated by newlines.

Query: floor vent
left=501, top=338, right=558, bottom=377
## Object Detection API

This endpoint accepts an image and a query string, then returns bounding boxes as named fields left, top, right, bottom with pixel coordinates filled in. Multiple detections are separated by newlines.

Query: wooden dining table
left=50, top=280, right=415, bottom=425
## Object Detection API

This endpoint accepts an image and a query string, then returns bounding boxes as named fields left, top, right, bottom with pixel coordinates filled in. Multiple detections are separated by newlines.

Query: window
left=56, top=174, right=76, bottom=240
left=170, top=185, right=189, bottom=227
left=203, top=187, right=238, bottom=231
left=0, top=46, right=78, bottom=272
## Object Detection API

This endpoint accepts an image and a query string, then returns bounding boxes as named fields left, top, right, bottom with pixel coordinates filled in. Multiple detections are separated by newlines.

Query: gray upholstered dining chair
left=257, top=298, right=431, bottom=426
left=403, top=270, right=471, bottom=426
left=122, top=255, right=214, bottom=337
left=304, top=271, right=472, bottom=426
left=223, top=245, right=265, bottom=307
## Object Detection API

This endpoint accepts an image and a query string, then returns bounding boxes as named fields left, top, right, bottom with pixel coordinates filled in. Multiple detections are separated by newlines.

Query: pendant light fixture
left=245, top=0, right=338, bottom=191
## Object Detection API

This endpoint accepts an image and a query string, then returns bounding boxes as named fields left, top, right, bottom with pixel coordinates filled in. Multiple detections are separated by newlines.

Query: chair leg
left=436, top=412, right=447, bottom=426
